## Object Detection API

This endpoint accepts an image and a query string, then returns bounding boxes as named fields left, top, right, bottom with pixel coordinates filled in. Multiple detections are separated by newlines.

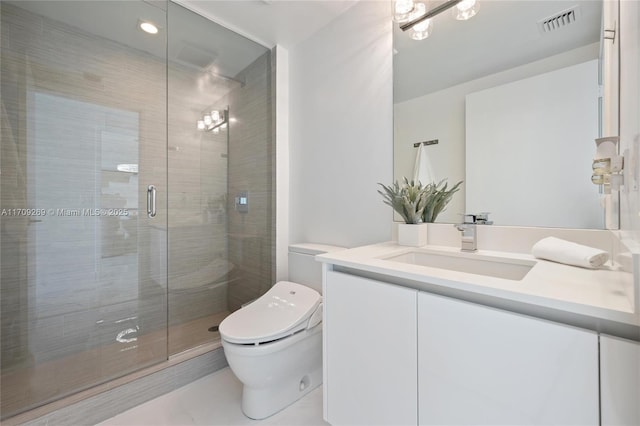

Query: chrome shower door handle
left=147, top=185, right=157, bottom=218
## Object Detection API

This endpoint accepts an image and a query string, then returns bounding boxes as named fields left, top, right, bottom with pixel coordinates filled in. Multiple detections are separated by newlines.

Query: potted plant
left=378, top=177, right=429, bottom=246
left=378, top=177, right=463, bottom=246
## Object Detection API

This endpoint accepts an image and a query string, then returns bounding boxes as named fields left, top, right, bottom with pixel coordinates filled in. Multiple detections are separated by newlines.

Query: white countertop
left=317, top=242, right=639, bottom=328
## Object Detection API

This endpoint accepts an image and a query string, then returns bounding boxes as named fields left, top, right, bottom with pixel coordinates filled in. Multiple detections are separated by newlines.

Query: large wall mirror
left=393, top=0, right=619, bottom=229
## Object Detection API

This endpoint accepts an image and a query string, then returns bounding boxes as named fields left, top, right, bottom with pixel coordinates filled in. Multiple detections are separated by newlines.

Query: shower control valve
left=235, top=191, right=249, bottom=213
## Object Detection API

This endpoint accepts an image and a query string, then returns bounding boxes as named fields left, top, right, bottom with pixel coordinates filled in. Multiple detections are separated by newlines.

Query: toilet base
left=221, top=317, right=324, bottom=421
left=241, top=366, right=322, bottom=420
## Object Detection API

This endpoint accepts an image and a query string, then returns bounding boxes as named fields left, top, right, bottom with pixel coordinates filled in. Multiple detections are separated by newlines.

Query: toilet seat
left=219, top=281, right=322, bottom=345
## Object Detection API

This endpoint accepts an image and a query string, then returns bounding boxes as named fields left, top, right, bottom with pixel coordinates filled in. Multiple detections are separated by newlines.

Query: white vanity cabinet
left=324, top=270, right=418, bottom=425
left=417, top=292, right=599, bottom=425
left=600, top=335, right=640, bottom=425
left=324, top=269, right=601, bottom=425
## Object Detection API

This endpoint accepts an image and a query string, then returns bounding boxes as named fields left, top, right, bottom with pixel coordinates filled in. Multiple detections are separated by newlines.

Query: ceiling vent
left=538, top=6, right=580, bottom=33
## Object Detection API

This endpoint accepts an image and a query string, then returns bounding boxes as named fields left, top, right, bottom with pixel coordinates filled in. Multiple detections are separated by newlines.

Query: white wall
left=394, top=43, right=599, bottom=224
left=289, top=1, right=393, bottom=248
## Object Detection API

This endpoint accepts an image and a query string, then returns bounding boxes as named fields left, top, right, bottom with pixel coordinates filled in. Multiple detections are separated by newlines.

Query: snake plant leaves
left=377, top=177, right=428, bottom=224
left=378, top=177, right=463, bottom=224
left=422, top=179, right=463, bottom=223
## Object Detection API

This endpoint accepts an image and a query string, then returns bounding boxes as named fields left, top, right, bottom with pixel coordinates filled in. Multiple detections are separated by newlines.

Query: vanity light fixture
left=197, top=108, right=228, bottom=133
left=393, top=0, right=417, bottom=22
left=408, top=3, right=433, bottom=40
left=396, top=0, right=479, bottom=40
left=453, top=0, right=479, bottom=20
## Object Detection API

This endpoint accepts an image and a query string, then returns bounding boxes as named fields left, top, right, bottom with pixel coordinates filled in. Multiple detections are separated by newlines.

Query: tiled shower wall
left=166, top=29, right=275, bottom=345
left=166, top=59, right=231, bottom=342
left=225, top=51, right=275, bottom=312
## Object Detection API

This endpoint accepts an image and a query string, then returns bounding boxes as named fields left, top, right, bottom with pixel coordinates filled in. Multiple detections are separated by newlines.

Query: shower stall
left=0, top=1, right=274, bottom=420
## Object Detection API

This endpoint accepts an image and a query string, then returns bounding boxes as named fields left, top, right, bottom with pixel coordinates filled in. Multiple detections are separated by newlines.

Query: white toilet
left=219, top=243, right=344, bottom=420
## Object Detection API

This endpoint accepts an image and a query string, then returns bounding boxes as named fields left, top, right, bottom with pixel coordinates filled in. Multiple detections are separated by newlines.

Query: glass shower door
left=0, top=1, right=168, bottom=419
left=166, top=1, right=274, bottom=355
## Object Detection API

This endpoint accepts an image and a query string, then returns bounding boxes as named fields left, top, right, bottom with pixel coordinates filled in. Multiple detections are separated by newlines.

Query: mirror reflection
left=393, top=0, right=606, bottom=228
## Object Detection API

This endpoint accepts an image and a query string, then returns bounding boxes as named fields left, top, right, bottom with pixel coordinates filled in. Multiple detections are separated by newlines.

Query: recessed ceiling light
left=139, top=21, right=159, bottom=35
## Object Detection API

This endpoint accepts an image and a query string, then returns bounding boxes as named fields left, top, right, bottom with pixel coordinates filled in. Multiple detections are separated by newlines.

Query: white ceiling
left=8, top=0, right=357, bottom=78
left=6, top=0, right=270, bottom=80
left=179, top=0, right=602, bottom=102
left=178, top=0, right=360, bottom=49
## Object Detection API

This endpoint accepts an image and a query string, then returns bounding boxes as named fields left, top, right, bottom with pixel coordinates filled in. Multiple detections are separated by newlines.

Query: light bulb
left=139, top=21, right=159, bottom=35
left=197, top=120, right=205, bottom=131
left=453, top=0, right=479, bottom=20
left=211, top=110, right=220, bottom=122
left=411, top=18, right=433, bottom=40
left=393, top=0, right=415, bottom=23
left=203, top=115, right=212, bottom=126
left=407, top=3, right=431, bottom=40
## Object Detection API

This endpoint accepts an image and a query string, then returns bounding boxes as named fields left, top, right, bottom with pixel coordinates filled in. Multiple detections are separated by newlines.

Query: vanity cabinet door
left=417, top=292, right=599, bottom=426
left=324, top=270, right=418, bottom=425
left=600, top=335, right=640, bottom=425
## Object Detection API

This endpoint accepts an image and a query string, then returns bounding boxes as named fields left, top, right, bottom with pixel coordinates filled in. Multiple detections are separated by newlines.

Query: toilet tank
left=288, top=243, right=345, bottom=294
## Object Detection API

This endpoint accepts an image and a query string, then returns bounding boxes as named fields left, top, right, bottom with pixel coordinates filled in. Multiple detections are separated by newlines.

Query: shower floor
left=168, top=311, right=229, bottom=355
left=1, top=312, right=229, bottom=421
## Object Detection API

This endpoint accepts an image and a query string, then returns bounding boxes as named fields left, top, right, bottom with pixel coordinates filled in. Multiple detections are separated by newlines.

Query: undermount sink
left=382, top=249, right=536, bottom=281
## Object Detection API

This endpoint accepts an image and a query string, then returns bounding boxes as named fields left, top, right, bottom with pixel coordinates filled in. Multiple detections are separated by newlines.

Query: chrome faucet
left=454, top=213, right=492, bottom=252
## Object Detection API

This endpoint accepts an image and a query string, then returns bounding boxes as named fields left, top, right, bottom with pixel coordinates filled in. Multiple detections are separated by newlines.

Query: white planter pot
left=397, top=223, right=428, bottom=247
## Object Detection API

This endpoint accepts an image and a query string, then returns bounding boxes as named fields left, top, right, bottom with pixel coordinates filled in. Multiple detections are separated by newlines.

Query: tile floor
left=98, top=367, right=328, bottom=426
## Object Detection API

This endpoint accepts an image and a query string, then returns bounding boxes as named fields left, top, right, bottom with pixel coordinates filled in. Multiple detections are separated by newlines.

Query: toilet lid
left=219, top=281, right=321, bottom=345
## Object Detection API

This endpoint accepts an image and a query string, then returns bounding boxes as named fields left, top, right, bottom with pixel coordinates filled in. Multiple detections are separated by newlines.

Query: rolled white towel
left=531, top=237, right=609, bottom=269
